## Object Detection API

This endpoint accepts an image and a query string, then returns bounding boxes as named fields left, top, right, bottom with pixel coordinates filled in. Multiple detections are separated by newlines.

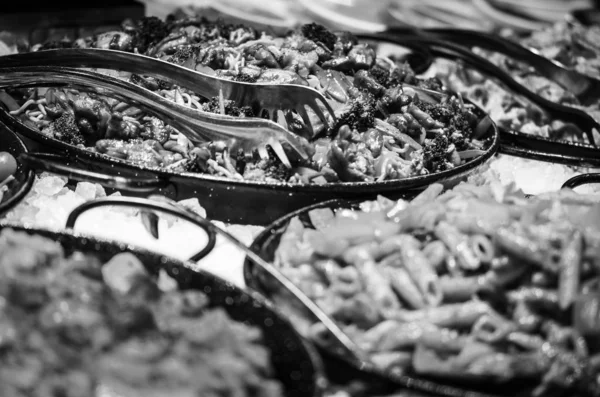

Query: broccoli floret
left=331, top=94, right=377, bottom=135
left=203, top=97, right=254, bottom=117
left=423, top=133, right=450, bottom=172
left=51, top=112, right=85, bottom=146
left=413, top=97, right=454, bottom=123
left=449, top=131, right=468, bottom=151
left=369, top=64, right=391, bottom=87
left=301, top=23, right=337, bottom=50
left=167, top=45, right=195, bottom=64
left=260, top=155, right=292, bottom=181
left=232, top=72, right=259, bottom=83
left=130, top=17, right=170, bottom=53
left=413, top=97, right=474, bottom=139
left=243, top=147, right=292, bottom=181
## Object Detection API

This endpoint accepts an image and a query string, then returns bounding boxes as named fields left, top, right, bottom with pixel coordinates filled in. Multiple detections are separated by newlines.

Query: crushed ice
left=4, top=174, right=264, bottom=287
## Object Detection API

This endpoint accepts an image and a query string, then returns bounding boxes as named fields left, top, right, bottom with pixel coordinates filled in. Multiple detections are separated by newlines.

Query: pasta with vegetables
left=275, top=182, right=600, bottom=396
left=0, top=229, right=283, bottom=397
left=0, top=17, right=490, bottom=184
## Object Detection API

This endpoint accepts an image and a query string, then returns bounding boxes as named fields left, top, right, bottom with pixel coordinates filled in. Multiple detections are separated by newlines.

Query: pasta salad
left=275, top=182, right=600, bottom=396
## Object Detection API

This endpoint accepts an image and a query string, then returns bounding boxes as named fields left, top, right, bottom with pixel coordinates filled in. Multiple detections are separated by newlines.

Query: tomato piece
left=0, top=151, right=17, bottom=181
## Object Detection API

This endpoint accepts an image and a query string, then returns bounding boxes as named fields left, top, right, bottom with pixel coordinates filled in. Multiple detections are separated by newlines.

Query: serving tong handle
left=562, top=173, right=600, bottom=190
left=359, top=32, right=600, bottom=147
left=0, top=48, right=335, bottom=128
left=64, top=195, right=367, bottom=365
left=498, top=130, right=600, bottom=167
left=414, top=27, right=600, bottom=107
left=0, top=66, right=308, bottom=165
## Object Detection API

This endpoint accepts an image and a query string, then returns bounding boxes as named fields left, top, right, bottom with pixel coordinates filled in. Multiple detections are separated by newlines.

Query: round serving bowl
left=243, top=198, right=516, bottom=397
left=0, top=223, right=326, bottom=397
left=243, top=183, right=600, bottom=397
left=2, top=95, right=498, bottom=226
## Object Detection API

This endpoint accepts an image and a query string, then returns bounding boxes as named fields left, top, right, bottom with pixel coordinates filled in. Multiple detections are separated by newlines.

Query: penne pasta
left=422, top=240, right=448, bottom=272
left=494, top=226, right=553, bottom=272
left=558, top=230, right=583, bottom=310
left=358, top=320, right=467, bottom=353
left=389, top=301, right=493, bottom=329
left=330, top=266, right=362, bottom=298
left=507, top=332, right=545, bottom=350
left=469, top=234, right=495, bottom=264
left=439, top=275, right=483, bottom=303
left=409, top=183, right=444, bottom=206
left=356, top=261, right=402, bottom=315
left=382, top=265, right=427, bottom=310
left=308, top=208, right=335, bottom=231
left=274, top=179, right=600, bottom=395
left=304, top=228, right=350, bottom=258
left=395, top=235, right=442, bottom=306
left=390, top=202, right=446, bottom=231
left=472, top=314, right=517, bottom=344
left=370, top=351, right=413, bottom=375
left=435, top=222, right=481, bottom=270
left=342, top=241, right=380, bottom=265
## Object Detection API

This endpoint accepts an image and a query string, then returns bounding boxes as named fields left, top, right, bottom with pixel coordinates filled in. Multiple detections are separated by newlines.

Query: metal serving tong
left=0, top=66, right=308, bottom=166
left=359, top=31, right=599, bottom=144
left=63, top=195, right=369, bottom=367
left=357, top=32, right=600, bottom=166
left=0, top=48, right=335, bottom=137
left=404, top=27, right=600, bottom=107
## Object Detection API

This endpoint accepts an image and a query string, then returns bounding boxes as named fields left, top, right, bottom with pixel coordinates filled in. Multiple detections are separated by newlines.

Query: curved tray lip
left=0, top=121, right=35, bottom=215
left=242, top=198, right=530, bottom=397
left=0, top=221, right=327, bottom=397
left=0, top=98, right=499, bottom=194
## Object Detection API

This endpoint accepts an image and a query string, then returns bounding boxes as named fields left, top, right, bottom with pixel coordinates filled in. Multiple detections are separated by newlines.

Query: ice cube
left=58, top=190, right=86, bottom=211
left=26, top=194, right=52, bottom=210
left=33, top=176, right=67, bottom=196
left=56, top=187, right=71, bottom=196
left=39, top=172, right=68, bottom=184
left=35, top=205, right=63, bottom=230
left=5, top=205, right=39, bottom=224
left=95, top=184, right=107, bottom=198
left=178, top=198, right=206, bottom=217
left=225, top=224, right=264, bottom=245
left=75, top=182, right=98, bottom=201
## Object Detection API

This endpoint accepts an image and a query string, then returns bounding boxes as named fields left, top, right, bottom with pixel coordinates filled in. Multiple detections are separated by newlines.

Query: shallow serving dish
left=243, top=199, right=505, bottom=397
left=0, top=92, right=498, bottom=226
left=0, top=18, right=497, bottom=226
left=0, top=121, right=34, bottom=216
left=0, top=223, right=325, bottom=397
left=243, top=179, right=600, bottom=397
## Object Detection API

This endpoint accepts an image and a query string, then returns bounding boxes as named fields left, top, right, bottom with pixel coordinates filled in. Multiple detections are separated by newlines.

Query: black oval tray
left=3, top=97, right=498, bottom=226
left=0, top=223, right=326, bottom=397
left=242, top=177, right=600, bottom=397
